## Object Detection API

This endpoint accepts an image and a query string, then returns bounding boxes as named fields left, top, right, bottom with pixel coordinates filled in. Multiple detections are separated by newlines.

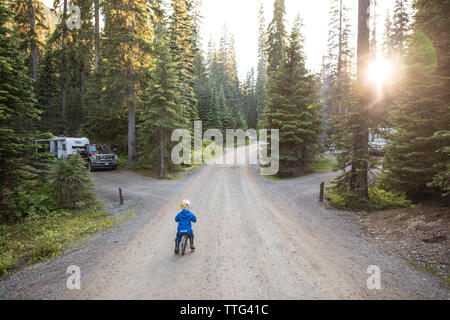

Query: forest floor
left=0, top=144, right=448, bottom=299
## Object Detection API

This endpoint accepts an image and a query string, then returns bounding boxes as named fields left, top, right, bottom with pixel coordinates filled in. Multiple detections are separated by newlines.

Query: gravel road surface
left=1, top=144, right=448, bottom=299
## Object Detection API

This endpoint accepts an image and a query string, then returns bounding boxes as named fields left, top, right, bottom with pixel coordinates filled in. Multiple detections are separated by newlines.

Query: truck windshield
left=88, top=145, right=97, bottom=152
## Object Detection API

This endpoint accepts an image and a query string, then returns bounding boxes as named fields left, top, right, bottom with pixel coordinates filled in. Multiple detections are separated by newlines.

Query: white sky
left=43, top=0, right=396, bottom=79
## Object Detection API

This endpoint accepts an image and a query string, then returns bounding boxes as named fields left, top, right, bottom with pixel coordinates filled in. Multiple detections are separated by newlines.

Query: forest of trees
left=321, top=0, right=449, bottom=208
left=0, top=0, right=449, bottom=222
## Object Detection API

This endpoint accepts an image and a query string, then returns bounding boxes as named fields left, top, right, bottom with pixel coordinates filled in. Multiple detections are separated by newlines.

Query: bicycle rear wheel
left=181, top=235, right=187, bottom=255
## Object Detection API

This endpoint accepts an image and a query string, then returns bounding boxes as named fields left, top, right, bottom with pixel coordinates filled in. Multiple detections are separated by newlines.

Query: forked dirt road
left=1, top=144, right=449, bottom=299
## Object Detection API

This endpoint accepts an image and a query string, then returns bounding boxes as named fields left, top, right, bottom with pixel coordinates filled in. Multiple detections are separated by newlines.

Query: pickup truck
left=80, top=144, right=119, bottom=172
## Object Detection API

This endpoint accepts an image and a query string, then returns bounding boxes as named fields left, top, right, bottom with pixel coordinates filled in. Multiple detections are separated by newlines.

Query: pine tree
left=325, top=0, right=353, bottom=117
left=169, top=0, right=199, bottom=134
left=382, top=0, right=450, bottom=200
left=204, top=84, right=222, bottom=131
left=139, top=11, right=184, bottom=178
left=348, top=0, right=371, bottom=197
left=383, top=9, right=394, bottom=59
left=255, top=4, right=267, bottom=126
left=391, top=0, right=410, bottom=59
left=35, top=44, right=60, bottom=133
left=218, top=85, right=235, bottom=132
left=0, top=1, right=41, bottom=221
left=11, top=0, right=47, bottom=81
left=266, top=0, right=286, bottom=76
left=84, top=0, right=153, bottom=157
left=194, top=49, right=210, bottom=130
left=242, top=68, right=257, bottom=129
left=264, top=16, right=322, bottom=176
left=330, top=0, right=371, bottom=200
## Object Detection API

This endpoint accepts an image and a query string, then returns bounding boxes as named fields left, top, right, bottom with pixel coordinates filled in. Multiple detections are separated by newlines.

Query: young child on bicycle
left=174, top=199, right=197, bottom=254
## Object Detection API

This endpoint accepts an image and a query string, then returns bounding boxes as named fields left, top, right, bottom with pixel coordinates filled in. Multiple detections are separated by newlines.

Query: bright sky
left=43, top=0, right=395, bottom=79
left=201, top=0, right=395, bottom=79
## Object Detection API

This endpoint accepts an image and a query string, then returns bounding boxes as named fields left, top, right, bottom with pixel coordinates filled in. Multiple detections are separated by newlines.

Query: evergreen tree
left=325, top=0, right=353, bottom=117
left=242, top=68, right=257, bottom=129
left=264, top=16, right=322, bottom=176
left=139, top=11, right=184, bottom=177
left=194, top=49, right=210, bottom=130
left=0, top=1, right=42, bottom=221
left=255, top=4, right=267, bottom=126
left=50, top=154, right=95, bottom=209
left=382, top=0, right=450, bottom=200
left=35, top=44, right=60, bottom=133
left=169, top=0, right=199, bottom=134
left=11, top=0, right=47, bottom=81
left=204, top=84, right=222, bottom=131
left=383, top=9, right=394, bottom=59
left=329, top=0, right=371, bottom=200
left=84, top=0, right=153, bottom=157
left=391, top=0, right=410, bottom=59
left=266, top=0, right=286, bottom=76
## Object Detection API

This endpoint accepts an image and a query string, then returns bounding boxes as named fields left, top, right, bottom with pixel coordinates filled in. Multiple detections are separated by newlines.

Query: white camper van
left=35, top=137, right=90, bottom=159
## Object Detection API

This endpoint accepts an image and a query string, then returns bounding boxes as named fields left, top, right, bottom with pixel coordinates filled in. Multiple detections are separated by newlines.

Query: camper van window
left=62, top=143, right=66, bottom=151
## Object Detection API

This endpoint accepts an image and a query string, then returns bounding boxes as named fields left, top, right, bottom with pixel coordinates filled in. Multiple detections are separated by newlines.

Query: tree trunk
left=336, top=0, right=343, bottom=114
left=29, top=0, right=37, bottom=81
left=350, top=0, right=370, bottom=198
left=160, top=127, right=165, bottom=178
left=94, top=0, right=100, bottom=71
left=61, top=0, right=68, bottom=119
left=81, top=70, right=86, bottom=122
left=127, top=0, right=136, bottom=165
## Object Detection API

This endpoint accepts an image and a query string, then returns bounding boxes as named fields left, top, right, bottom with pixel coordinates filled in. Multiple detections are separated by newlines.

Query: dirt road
left=1, top=144, right=448, bottom=299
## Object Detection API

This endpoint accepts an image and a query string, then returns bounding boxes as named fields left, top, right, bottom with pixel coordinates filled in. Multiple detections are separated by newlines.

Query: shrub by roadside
left=0, top=153, right=134, bottom=277
left=51, top=154, right=96, bottom=209
left=325, top=185, right=412, bottom=212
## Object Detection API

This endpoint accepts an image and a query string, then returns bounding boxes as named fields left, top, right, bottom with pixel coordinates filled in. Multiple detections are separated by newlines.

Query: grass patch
left=264, top=155, right=336, bottom=181
left=409, top=260, right=438, bottom=276
left=118, top=155, right=128, bottom=168
left=408, top=260, right=449, bottom=286
left=311, top=156, right=336, bottom=172
left=264, top=175, right=299, bottom=181
left=0, top=204, right=134, bottom=277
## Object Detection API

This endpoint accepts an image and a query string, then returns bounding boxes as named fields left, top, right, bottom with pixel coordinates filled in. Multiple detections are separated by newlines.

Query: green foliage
left=0, top=249, right=15, bottom=276
left=382, top=0, right=450, bottom=200
left=0, top=2, right=43, bottom=222
left=14, top=188, right=56, bottom=218
left=311, top=157, right=336, bottom=172
left=325, top=185, right=412, bottom=212
left=0, top=206, right=134, bottom=276
left=50, top=154, right=96, bottom=209
left=256, top=4, right=267, bottom=125
left=264, top=17, right=323, bottom=177
left=266, top=0, right=286, bottom=75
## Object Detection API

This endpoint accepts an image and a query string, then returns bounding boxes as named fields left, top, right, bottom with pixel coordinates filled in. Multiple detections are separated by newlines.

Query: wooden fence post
left=319, top=182, right=324, bottom=202
left=119, top=187, right=123, bottom=205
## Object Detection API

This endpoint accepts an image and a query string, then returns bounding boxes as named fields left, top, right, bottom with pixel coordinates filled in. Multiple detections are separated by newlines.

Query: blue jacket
left=175, top=210, right=196, bottom=233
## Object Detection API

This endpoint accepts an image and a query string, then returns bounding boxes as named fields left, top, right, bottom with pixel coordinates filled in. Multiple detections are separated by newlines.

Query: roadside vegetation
left=322, top=0, right=449, bottom=212
left=0, top=205, right=133, bottom=276
left=118, top=140, right=224, bottom=180
left=0, top=153, right=131, bottom=277
left=325, top=185, right=412, bottom=212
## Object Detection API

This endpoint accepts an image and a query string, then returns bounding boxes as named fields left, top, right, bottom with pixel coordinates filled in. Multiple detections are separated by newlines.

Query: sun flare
left=368, top=58, right=394, bottom=89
